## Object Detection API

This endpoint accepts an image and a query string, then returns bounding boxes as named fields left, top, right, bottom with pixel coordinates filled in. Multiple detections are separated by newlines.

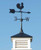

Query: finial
left=9, top=2, right=31, bottom=33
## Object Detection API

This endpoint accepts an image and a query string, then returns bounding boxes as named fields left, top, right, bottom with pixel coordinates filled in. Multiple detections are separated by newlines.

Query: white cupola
left=11, top=32, right=32, bottom=50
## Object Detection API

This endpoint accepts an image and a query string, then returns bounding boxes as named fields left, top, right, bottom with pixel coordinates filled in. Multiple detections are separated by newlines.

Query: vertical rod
left=20, top=9, right=23, bottom=32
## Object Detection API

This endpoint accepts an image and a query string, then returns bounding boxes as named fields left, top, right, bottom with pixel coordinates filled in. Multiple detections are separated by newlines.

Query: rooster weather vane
left=9, top=2, right=31, bottom=32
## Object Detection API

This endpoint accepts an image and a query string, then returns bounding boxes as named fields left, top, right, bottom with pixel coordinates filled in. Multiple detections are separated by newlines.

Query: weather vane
left=9, top=2, right=31, bottom=32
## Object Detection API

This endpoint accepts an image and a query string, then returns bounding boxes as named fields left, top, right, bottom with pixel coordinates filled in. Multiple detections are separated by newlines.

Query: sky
left=0, top=0, right=41, bottom=50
